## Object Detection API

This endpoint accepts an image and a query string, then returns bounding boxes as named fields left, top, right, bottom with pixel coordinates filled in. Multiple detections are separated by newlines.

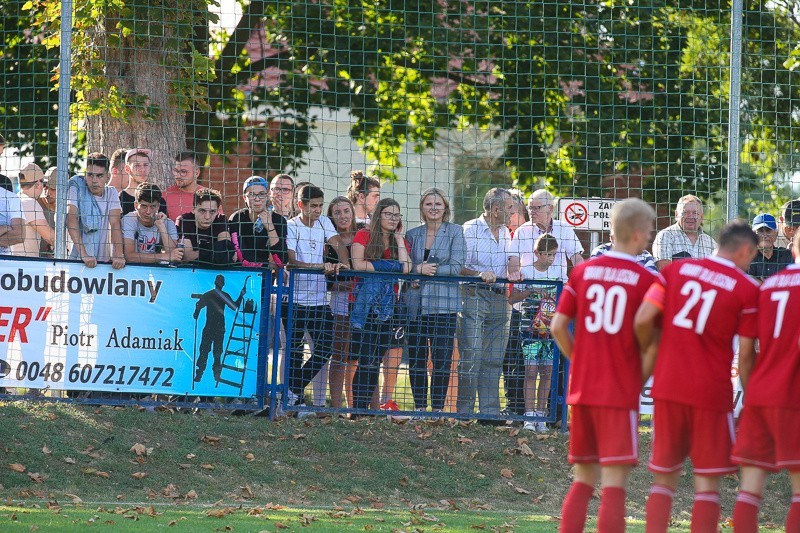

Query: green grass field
left=0, top=402, right=790, bottom=531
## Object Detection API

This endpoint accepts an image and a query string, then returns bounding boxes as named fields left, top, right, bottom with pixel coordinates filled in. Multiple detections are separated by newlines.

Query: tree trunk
left=82, top=19, right=186, bottom=190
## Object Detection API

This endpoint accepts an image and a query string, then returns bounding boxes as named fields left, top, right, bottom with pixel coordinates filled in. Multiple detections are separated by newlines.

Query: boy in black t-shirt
left=176, top=188, right=236, bottom=265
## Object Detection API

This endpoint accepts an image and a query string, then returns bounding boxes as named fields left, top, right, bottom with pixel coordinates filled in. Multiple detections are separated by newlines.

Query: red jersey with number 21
left=646, top=256, right=759, bottom=412
left=555, top=251, right=659, bottom=409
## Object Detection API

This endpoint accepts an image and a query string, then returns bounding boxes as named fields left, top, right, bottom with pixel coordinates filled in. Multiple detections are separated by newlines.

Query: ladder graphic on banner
left=215, top=298, right=258, bottom=394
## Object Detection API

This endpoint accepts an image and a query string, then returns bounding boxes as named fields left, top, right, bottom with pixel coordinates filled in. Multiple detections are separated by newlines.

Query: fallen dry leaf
left=177, top=463, right=192, bottom=469
left=514, top=486, right=531, bottom=494
left=131, top=472, right=147, bottom=480
left=244, top=453, right=255, bottom=461
left=130, top=443, right=147, bottom=456
left=8, top=463, right=26, bottom=473
left=64, top=493, right=82, bottom=504
left=41, top=446, right=51, bottom=455
left=185, top=453, right=197, bottom=459
left=64, top=457, right=76, bottom=465
left=27, top=472, right=44, bottom=483
left=200, top=463, right=215, bottom=470
left=457, top=436, right=473, bottom=444
left=292, top=433, right=306, bottom=440
left=201, top=436, right=221, bottom=444
left=206, top=507, right=234, bottom=518
left=185, top=490, right=197, bottom=500
left=274, top=522, right=289, bottom=529
left=500, top=468, right=514, bottom=479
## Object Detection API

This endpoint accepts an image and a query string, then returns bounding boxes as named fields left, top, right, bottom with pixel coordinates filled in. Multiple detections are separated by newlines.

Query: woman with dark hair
left=349, top=198, right=411, bottom=411
left=404, top=188, right=466, bottom=414
left=228, top=176, right=288, bottom=267
left=325, top=196, right=357, bottom=409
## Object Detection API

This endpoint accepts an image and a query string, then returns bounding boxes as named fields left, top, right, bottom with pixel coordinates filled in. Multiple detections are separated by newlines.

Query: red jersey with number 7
left=746, top=263, right=800, bottom=408
left=555, top=251, right=660, bottom=409
left=646, top=256, right=759, bottom=412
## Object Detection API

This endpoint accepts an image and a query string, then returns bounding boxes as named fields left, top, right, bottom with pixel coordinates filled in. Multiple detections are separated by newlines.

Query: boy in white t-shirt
left=509, top=234, right=565, bottom=432
left=284, top=184, right=351, bottom=407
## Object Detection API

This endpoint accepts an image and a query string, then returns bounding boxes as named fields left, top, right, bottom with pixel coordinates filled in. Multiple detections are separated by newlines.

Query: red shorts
left=649, top=400, right=736, bottom=475
left=568, top=405, right=639, bottom=466
left=731, top=405, right=800, bottom=472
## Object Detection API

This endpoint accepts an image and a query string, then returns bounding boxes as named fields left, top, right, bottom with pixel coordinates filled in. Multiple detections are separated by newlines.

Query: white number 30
left=585, top=284, right=628, bottom=334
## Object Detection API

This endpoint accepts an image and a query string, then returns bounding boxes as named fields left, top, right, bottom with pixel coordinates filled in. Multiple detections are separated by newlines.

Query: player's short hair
left=297, top=184, right=324, bottom=203
left=194, top=188, right=222, bottom=208
left=611, top=198, right=656, bottom=243
left=717, top=220, right=758, bottom=253
left=483, top=187, right=511, bottom=212
left=86, top=152, right=110, bottom=172
left=134, top=182, right=162, bottom=204
left=535, top=233, right=559, bottom=253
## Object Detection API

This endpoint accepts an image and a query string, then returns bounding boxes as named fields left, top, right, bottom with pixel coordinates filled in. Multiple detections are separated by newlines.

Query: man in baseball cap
left=10, top=163, right=53, bottom=257
left=749, top=212, right=792, bottom=280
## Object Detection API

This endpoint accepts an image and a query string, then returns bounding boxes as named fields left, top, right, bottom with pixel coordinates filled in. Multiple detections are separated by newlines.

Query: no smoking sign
left=557, top=198, right=617, bottom=231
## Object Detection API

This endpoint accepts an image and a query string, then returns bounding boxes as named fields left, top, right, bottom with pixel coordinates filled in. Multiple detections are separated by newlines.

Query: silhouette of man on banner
left=193, top=274, right=245, bottom=382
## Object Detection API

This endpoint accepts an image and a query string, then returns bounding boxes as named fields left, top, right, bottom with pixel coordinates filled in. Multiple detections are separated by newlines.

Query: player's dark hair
left=717, top=220, right=758, bottom=252
left=194, top=187, right=222, bottom=208
left=135, top=182, right=162, bottom=204
left=86, top=152, right=110, bottom=172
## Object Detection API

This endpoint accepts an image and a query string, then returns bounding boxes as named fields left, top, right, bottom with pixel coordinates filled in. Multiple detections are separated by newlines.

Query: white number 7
left=771, top=291, right=789, bottom=339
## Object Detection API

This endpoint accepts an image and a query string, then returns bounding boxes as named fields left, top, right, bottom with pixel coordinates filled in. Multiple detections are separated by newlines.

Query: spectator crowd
left=1, top=145, right=797, bottom=430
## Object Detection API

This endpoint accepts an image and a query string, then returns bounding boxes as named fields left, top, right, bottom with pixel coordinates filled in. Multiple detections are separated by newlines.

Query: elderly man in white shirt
left=508, top=189, right=584, bottom=280
left=651, top=194, right=716, bottom=271
left=457, top=188, right=519, bottom=419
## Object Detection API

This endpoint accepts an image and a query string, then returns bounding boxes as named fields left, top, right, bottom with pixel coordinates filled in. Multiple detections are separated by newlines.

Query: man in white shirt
left=284, top=184, right=350, bottom=407
left=11, top=163, right=54, bottom=257
left=508, top=189, right=585, bottom=281
left=457, top=188, right=518, bottom=419
left=66, top=153, right=125, bottom=269
left=652, top=194, right=716, bottom=271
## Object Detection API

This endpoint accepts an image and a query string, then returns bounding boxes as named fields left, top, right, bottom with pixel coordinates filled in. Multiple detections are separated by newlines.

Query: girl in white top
left=509, top=234, right=566, bottom=432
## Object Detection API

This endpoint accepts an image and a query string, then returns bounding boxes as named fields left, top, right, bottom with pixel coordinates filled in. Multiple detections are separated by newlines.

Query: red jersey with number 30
left=647, top=256, right=759, bottom=412
left=747, top=263, right=800, bottom=408
left=555, top=251, right=659, bottom=409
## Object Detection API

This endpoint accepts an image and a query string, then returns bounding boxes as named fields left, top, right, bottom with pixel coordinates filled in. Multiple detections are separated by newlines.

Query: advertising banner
left=0, top=259, right=264, bottom=398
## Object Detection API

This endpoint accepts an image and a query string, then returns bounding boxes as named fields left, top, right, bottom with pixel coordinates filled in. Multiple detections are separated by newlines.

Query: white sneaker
left=536, top=421, right=548, bottom=432
left=522, top=421, right=537, bottom=431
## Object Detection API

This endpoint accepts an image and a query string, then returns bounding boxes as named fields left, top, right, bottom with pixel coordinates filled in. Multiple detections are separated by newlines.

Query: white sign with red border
left=556, top=198, right=617, bottom=231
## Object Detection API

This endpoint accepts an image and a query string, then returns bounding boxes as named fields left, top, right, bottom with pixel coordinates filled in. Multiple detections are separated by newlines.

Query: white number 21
left=672, top=280, right=717, bottom=334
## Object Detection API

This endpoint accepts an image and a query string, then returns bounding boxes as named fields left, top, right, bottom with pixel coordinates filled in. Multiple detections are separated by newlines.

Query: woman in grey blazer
left=404, top=188, right=466, bottom=412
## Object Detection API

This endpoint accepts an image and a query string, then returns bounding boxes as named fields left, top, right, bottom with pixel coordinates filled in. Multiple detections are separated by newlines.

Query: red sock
left=786, top=494, right=800, bottom=533
left=560, top=481, right=594, bottom=533
left=732, top=491, right=761, bottom=533
left=597, top=486, right=626, bottom=533
left=691, top=491, right=721, bottom=533
left=645, top=484, right=675, bottom=533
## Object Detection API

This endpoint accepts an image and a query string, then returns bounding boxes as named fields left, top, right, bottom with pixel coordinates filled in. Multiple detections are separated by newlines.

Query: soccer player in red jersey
left=550, top=198, right=659, bottom=533
left=730, top=235, right=800, bottom=533
left=634, top=221, right=760, bottom=533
